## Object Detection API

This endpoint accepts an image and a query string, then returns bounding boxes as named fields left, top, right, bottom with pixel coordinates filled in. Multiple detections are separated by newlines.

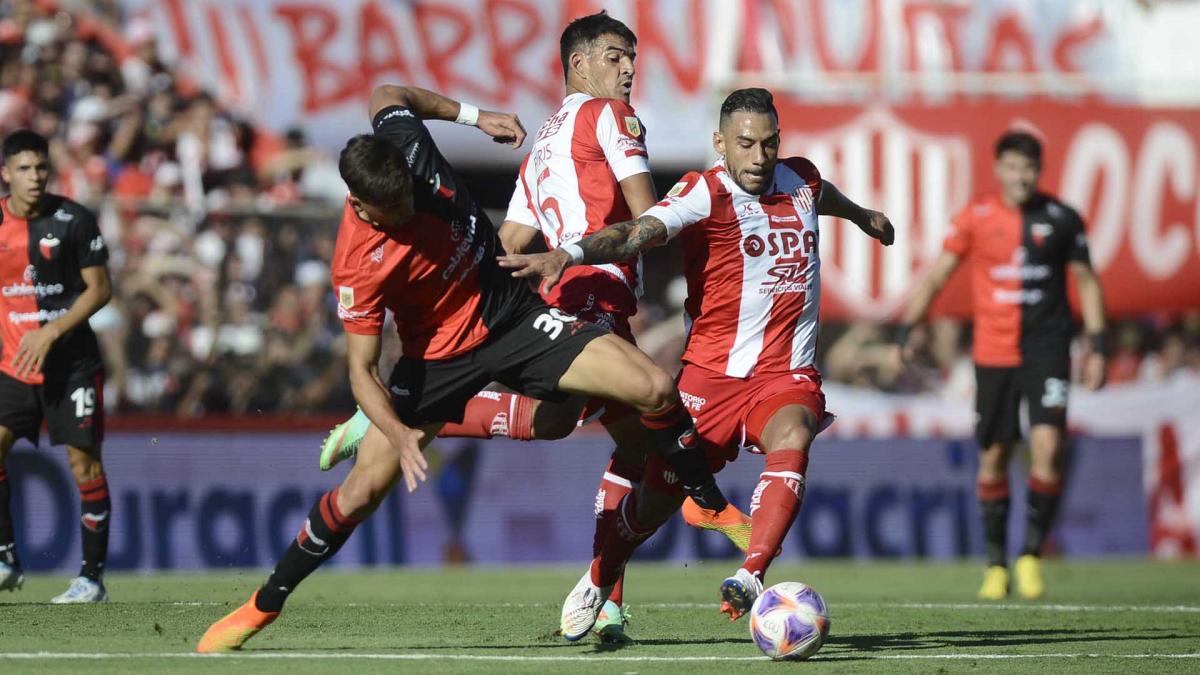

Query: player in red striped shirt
left=502, top=89, right=894, bottom=627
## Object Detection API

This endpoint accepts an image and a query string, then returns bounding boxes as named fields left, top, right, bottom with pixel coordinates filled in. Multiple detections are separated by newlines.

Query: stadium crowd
left=0, top=0, right=1196, bottom=417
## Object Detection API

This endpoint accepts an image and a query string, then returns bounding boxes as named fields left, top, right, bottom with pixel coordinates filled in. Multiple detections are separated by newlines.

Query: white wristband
left=561, top=243, right=584, bottom=264
left=455, top=103, right=480, bottom=126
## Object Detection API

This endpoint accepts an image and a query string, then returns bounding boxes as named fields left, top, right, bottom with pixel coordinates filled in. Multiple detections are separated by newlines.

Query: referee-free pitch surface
left=2, top=560, right=1198, bottom=674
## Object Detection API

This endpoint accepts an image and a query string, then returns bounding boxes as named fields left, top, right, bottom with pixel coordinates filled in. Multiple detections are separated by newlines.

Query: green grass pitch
left=2, top=560, right=1198, bottom=673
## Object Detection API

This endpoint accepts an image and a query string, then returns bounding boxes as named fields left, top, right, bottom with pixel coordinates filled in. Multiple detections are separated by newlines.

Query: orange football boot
left=196, top=590, right=279, bottom=653
left=682, top=497, right=753, bottom=552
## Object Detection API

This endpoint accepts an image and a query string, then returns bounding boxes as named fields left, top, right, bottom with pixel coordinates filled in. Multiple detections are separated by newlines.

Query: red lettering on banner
left=275, top=4, right=361, bottom=112
left=485, top=0, right=557, bottom=106
left=636, top=0, right=704, bottom=94
left=982, top=12, right=1037, bottom=74
left=414, top=3, right=492, bottom=101
left=902, top=3, right=968, bottom=74
left=359, top=1, right=412, bottom=92
left=238, top=5, right=271, bottom=83
left=1052, top=15, right=1104, bottom=75
left=810, top=0, right=878, bottom=72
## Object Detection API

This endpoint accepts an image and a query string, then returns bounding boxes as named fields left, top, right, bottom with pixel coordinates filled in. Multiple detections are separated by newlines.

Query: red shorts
left=644, top=364, right=832, bottom=494
left=542, top=270, right=637, bottom=425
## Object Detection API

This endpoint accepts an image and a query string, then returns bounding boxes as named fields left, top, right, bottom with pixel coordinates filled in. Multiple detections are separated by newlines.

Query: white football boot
left=51, top=576, right=108, bottom=604
left=560, top=566, right=613, bottom=641
left=719, top=567, right=764, bottom=620
left=0, top=561, right=23, bottom=592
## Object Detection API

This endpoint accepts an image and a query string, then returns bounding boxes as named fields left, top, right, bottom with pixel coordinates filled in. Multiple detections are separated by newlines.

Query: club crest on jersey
left=338, top=286, right=355, bottom=309
left=624, top=116, right=642, bottom=137
left=39, top=234, right=60, bottom=260
left=791, top=185, right=814, bottom=213
left=1031, top=222, right=1053, bottom=246
left=666, top=181, right=687, bottom=198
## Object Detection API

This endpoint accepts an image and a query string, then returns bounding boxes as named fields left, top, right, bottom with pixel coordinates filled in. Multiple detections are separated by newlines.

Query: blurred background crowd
left=1, top=0, right=1197, bottom=418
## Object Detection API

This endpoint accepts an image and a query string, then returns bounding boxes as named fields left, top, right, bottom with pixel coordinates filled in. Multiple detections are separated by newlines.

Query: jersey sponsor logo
left=761, top=260, right=811, bottom=295
left=52, top=208, right=74, bottom=222
left=624, top=116, right=642, bottom=137
left=2, top=281, right=64, bottom=298
left=536, top=109, right=569, bottom=141
left=371, top=244, right=385, bottom=264
left=39, top=234, right=61, bottom=261
left=1031, top=222, right=1053, bottom=247
left=443, top=214, right=481, bottom=282
left=8, top=307, right=68, bottom=324
left=741, top=229, right=817, bottom=259
left=338, top=286, right=355, bottom=309
left=993, top=287, right=1045, bottom=305
left=989, top=248, right=1051, bottom=283
left=89, top=235, right=104, bottom=252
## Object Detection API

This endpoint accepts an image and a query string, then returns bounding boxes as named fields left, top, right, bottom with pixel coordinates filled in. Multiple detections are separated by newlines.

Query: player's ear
left=712, top=131, right=725, bottom=158
left=569, top=49, right=588, bottom=81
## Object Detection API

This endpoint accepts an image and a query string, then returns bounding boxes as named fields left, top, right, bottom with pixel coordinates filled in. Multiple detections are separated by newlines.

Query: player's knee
left=67, top=450, right=103, bottom=483
left=639, top=368, right=677, bottom=413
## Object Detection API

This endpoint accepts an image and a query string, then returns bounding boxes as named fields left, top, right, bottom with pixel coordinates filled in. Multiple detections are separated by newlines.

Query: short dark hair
left=3, top=129, right=49, bottom=162
left=560, top=11, right=637, bottom=80
left=338, top=134, right=411, bottom=207
left=994, top=131, right=1042, bottom=163
left=719, top=88, right=778, bottom=126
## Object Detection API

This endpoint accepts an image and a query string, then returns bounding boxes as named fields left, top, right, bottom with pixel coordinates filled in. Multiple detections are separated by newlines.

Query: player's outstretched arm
left=497, top=215, right=668, bottom=292
left=12, top=265, right=111, bottom=378
left=817, top=179, right=895, bottom=245
left=345, top=332, right=429, bottom=492
left=369, top=85, right=526, bottom=148
left=1070, top=260, right=1108, bottom=391
left=892, top=250, right=961, bottom=366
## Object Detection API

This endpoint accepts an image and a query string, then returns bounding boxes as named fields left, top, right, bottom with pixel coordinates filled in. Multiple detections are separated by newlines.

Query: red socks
left=592, top=491, right=656, bottom=588
left=438, top=392, right=536, bottom=440
left=742, top=449, right=809, bottom=581
left=592, top=457, right=641, bottom=606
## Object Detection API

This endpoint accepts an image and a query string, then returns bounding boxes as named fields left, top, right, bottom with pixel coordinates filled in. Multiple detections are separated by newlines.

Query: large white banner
left=114, top=0, right=1200, bottom=167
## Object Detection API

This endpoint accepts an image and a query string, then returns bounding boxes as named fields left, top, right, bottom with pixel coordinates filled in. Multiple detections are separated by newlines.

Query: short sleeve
left=332, top=263, right=386, bottom=336
left=641, top=172, right=712, bottom=239
left=1064, top=207, right=1091, bottom=264
left=780, top=157, right=822, bottom=205
left=70, top=206, right=108, bottom=268
left=504, top=158, right=539, bottom=229
left=943, top=207, right=973, bottom=256
left=595, top=100, right=650, bottom=182
left=371, top=105, right=459, bottom=198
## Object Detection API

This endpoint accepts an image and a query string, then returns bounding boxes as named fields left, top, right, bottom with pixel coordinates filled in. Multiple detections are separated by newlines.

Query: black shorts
left=0, top=369, right=105, bottom=448
left=387, top=298, right=609, bottom=427
left=974, top=356, right=1069, bottom=447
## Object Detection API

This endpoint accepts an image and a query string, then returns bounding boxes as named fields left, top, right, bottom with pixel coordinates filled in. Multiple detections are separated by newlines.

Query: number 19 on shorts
left=71, top=385, right=97, bottom=418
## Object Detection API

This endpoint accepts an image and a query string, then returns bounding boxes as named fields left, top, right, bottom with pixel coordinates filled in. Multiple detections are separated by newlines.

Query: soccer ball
left=748, top=581, right=830, bottom=661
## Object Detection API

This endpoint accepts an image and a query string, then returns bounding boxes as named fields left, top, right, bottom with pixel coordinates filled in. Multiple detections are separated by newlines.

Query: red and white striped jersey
left=505, top=93, right=650, bottom=316
left=643, top=158, right=824, bottom=378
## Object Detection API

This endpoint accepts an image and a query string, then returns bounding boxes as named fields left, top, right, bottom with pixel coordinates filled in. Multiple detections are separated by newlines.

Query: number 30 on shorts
left=532, top=308, right=578, bottom=340
left=70, top=385, right=97, bottom=418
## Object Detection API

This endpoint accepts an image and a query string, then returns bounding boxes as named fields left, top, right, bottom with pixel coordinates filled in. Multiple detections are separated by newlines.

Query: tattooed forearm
left=577, top=216, right=668, bottom=264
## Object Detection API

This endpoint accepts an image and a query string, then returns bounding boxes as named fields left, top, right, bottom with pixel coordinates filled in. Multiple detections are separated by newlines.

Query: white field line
left=340, top=600, right=1200, bottom=612
left=1, top=652, right=1199, bottom=662
left=172, top=600, right=1200, bottom=614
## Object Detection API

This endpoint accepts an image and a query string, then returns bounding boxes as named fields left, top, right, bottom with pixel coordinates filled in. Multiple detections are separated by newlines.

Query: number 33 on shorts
left=532, top=308, right=578, bottom=340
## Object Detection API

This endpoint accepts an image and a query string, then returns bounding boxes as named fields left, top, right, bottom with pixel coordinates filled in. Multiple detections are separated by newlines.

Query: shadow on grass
left=823, top=626, right=1198, bottom=653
